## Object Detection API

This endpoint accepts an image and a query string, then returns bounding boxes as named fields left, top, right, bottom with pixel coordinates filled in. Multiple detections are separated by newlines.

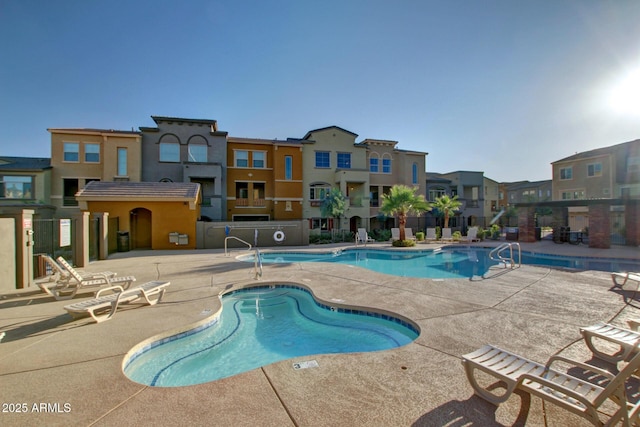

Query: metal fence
left=32, top=218, right=76, bottom=277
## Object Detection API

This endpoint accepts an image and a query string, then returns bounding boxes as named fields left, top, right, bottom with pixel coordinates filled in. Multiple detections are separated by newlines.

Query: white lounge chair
left=356, top=228, right=375, bottom=245
left=581, top=321, right=640, bottom=363
left=405, top=228, right=417, bottom=241
left=611, top=272, right=640, bottom=289
left=425, top=228, right=437, bottom=242
left=38, top=255, right=116, bottom=284
left=462, top=344, right=640, bottom=426
left=38, top=256, right=136, bottom=301
left=462, top=227, right=480, bottom=242
left=441, top=228, right=453, bottom=242
left=64, top=281, right=170, bottom=323
left=391, top=228, right=400, bottom=241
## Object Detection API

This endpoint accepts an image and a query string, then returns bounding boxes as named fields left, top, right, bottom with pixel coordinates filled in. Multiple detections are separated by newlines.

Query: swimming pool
left=123, top=285, right=418, bottom=387
left=240, top=247, right=640, bottom=279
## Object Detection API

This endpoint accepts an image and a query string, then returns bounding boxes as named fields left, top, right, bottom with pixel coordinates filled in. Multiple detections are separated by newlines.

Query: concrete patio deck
left=1, top=240, right=639, bottom=426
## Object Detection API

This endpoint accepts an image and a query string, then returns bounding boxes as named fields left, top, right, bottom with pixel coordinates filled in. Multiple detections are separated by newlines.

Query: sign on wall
left=60, top=219, right=71, bottom=247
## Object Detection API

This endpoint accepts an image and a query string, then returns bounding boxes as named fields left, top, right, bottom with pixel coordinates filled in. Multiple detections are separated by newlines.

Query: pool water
left=124, top=285, right=418, bottom=387
left=244, top=248, right=640, bottom=279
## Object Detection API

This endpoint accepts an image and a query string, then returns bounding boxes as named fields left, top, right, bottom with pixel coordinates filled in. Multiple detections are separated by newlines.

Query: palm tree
left=380, top=185, right=431, bottom=241
left=321, top=188, right=346, bottom=230
left=432, top=195, right=462, bottom=228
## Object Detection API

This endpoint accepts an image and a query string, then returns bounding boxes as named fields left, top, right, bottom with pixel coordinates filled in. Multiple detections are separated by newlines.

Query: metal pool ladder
left=489, top=242, right=521, bottom=269
left=224, top=236, right=252, bottom=257
left=254, top=248, right=263, bottom=279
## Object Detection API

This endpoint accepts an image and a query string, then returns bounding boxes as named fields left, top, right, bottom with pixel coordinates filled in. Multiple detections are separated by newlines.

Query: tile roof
left=552, top=139, right=640, bottom=163
left=76, top=181, right=200, bottom=201
left=0, top=156, right=51, bottom=171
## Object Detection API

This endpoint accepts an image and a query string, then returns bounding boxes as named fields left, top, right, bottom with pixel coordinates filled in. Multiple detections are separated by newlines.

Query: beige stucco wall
left=0, top=218, right=16, bottom=291
left=49, top=130, right=141, bottom=212
left=301, top=128, right=369, bottom=228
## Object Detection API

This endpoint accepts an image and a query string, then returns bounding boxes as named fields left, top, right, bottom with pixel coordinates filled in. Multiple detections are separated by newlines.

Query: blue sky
left=1, top=0, right=639, bottom=182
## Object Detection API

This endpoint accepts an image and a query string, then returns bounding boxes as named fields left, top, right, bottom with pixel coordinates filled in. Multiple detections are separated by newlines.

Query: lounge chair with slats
left=64, top=281, right=170, bottom=323
left=425, top=228, right=437, bottom=242
left=611, top=272, right=640, bottom=289
left=37, top=256, right=136, bottom=301
left=462, top=344, right=640, bottom=426
left=581, top=320, right=640, bottom=363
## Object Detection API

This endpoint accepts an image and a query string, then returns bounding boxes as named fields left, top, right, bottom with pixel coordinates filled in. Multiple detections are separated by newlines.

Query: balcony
left=234, top=198, right=265, bottom=208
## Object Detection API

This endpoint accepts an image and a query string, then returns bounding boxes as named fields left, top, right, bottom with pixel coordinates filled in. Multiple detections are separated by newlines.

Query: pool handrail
left=254, top=248, right=263, bottom=279
left=489, top=242, right=521, bottom=269
left=224, top=236, right=252, bottom=257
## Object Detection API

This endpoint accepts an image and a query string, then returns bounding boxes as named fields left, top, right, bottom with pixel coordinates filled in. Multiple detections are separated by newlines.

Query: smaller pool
left=123, top=285, right=418, bottom=387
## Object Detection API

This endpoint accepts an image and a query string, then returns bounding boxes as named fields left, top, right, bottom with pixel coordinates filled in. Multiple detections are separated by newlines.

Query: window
left=337, top=152, right=351, bottom=169
left=311, top=218, right=329, bottom=230
left=159, top=142, right=179, bottom=162
left=369, top=156, right=379, bottom=172
left=1, top=175, right=33, bottom=199
left=315, top=151, right=330, bottom=168
left=63, top=178, right=79, bottom=206
left=310, top=184, right=330, bottom=200
left=63, top=143, right=79, bottom=162
left=561, top=190, right=585, bottom=200
left=252, top=151, right=265, bottom=168
left=369, top=186, right=379, bottom=207
left=236, top=182, right=248, bottom=200
left=382, top=157, right=391, bottom=173
left=84, top=143, right=100, bottom=163
left=560, top=167, right=572, bottom=180
left=188, top=143, right=207, bottom=162
left=587, top=162, right=602, bottom=177
left=235, top=150, right=248, bottom=167
left=117, top=148, right=127, bottom=176
left=412, top=163, right=418, bottom=184
left=284, top=155, right=292, bottom=180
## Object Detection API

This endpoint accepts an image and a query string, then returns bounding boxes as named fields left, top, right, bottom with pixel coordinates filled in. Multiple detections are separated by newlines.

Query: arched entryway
left=130, top=208, right=152, bottom=249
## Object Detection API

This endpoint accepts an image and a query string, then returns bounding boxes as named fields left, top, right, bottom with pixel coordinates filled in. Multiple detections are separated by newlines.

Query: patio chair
left=39, top=256, right=136, bottom=301
left=581, top=321, right=640, bottom=363
left=462, top=227, right=480, bottom=243
left=356, top=228, right=375, bottom=245
left=441, top=228, right=453, bottom=242
left=64, top=280, right=170, bottom=323
left=425, top=228, right=437, bottom=242
left=405, top=228, right=417, bottom=241
left=611, top=272, right=640, bottom=289
left=391, top=228, right=400, bottom=241
left=462, top=344, right=640, bottom=426
left=38, top=255, right=116, bottom=284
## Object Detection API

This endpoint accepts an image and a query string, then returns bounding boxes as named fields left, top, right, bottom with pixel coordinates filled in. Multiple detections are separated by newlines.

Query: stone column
left=16, top=209, right=35, bottom=289
left=588, top=203, right=610, bottom=249
left=94, top=212, right=109, bottom=260
left=517, top=206, right=536, bottom=242
left=73, top=211, right=90, bottom=268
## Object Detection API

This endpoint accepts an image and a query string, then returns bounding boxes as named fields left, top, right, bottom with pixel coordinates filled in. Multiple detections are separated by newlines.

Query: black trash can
left=117, top=231, right=130, bottom=252
left=506, top=227, right=519, bottom=241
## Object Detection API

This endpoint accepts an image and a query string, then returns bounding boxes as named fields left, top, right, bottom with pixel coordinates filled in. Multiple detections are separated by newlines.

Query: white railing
left=489, top=242, right=521, bottom=269
left=224, top=236, right=252, bottom=256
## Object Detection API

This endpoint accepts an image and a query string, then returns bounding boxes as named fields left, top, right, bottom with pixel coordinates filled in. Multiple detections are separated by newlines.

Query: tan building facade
left=48, top=128, right=142, bottom=215
left=301, top=127, right=369, bottom=233
left=361, top=139, right=427, bottom=229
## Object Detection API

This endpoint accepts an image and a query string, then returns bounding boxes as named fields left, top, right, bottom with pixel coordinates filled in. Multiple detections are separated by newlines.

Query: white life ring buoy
left=273, top=230, right=286, bottom=243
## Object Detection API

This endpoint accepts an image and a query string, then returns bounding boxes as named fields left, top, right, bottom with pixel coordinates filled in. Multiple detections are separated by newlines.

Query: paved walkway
left=1, top=240, right=639, bottom=426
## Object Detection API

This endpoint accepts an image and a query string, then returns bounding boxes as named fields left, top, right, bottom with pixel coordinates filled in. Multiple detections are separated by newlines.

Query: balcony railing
left=234, top=198, right=266, bottom=207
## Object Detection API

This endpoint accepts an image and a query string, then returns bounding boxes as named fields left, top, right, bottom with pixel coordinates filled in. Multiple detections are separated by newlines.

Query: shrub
left=371, top=229, right=391, bottom=242
left=452, top=231, right=462, bottom=241
left=415, top=231, right=425, bottom=241
left=490, top=224, right=501, bottom=240
left=392, top=239, right=416, bottom=247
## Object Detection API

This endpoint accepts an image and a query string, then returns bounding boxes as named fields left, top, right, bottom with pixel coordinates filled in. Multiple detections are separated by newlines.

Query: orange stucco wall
left=85, top=201, right=199, bottom=249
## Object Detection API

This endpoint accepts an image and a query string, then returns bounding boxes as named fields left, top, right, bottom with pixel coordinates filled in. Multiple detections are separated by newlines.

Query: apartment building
left=301, top=126, right=369, bottom=232
left=360, top=139, right=427, bottom=230
left=140, top=116, right=227, bottom=221
left=48, top=128, right=142, bottom=213
left=226, top=137, right=303, bottom=221
left=0, top=156, right=53, bottom=219
left=552, top=139, right=640, bottom=201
